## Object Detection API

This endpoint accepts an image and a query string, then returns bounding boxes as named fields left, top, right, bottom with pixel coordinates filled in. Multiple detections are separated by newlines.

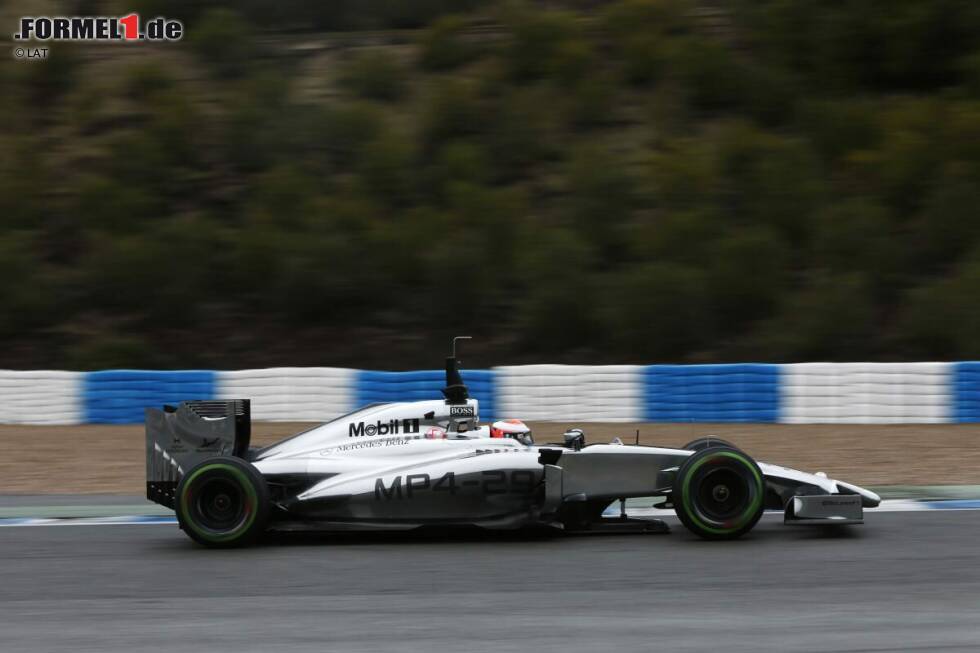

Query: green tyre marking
left=179, top=463, right=259, bottom=544
left=680, top=451, right=763, bottom=536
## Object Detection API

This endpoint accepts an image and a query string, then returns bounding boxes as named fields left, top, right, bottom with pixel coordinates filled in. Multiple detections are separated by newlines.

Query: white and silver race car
left=145, top=341, right=880, bottom=547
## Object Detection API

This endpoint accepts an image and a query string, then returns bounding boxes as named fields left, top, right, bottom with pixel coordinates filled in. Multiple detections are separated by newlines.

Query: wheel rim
left=681, top=451, right=763, bottom=534
left=695, top=468, right=748, bottom=522
left=195, top=477, right=246, bottom=531
left=180, top=464, right=258, bottom=542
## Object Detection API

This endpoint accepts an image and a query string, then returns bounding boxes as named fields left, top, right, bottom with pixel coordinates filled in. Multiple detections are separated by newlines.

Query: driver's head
left=489, top=419, right=533, bottom=446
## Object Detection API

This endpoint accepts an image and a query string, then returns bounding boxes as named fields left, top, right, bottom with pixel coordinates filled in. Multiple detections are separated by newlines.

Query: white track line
left=0, top=516, right=176, bottom=527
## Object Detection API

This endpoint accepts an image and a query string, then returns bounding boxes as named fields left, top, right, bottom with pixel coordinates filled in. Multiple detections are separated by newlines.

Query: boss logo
left=349, top=418, right=420, bottom=437
left=450, top=406, right=475, bottom=417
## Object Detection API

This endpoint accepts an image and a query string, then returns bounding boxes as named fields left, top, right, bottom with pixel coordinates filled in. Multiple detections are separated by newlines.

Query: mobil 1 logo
left=349, top=418, right=420, bottom=437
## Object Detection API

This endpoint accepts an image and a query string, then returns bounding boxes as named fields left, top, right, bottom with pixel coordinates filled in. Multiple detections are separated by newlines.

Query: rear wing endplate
left=144, top=399, right=251, bottom=508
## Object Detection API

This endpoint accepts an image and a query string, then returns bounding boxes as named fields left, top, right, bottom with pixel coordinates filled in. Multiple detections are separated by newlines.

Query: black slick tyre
left=672, top=446, right=765, bottom=540
left=176, top=456, right=269, bottom=548
left=682, top=436, right=739, bottom=452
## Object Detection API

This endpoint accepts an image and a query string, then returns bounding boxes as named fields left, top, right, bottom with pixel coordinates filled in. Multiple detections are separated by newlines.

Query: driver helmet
left=489, top=419, right=533, bottom=446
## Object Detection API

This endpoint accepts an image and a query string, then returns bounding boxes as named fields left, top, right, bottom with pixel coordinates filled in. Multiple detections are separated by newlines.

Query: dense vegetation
left=2, top=0, right=980, bottom=369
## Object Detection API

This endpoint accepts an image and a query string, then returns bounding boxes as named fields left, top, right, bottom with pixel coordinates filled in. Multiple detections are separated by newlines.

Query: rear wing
left=145, top=399, right=251, bottom=508
left=442, top=335, right=471, bottom=404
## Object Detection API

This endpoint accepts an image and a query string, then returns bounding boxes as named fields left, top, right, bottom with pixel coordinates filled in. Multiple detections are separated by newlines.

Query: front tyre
left=672, top=447, right=764, bottom=540
left=176, top=456, right=269, bottom=548
left=682, top=436, right=739, bottom=452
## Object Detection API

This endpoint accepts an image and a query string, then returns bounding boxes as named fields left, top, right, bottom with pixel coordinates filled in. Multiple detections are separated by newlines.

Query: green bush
left=901, top=253, right=980, bottom=358
left=550, top=38, right=595, bottom=85
left=74, top=175, right=159, bottom=233
left=737, top=61, right=798, bottom=126
left=418, top=16, right=480, bottom=71
left=342, top=51, right=406, bottom=102
left=619, top=35, right=668, bottom=86
left=316, top=103, right=385, bottom=167
left=645, top=137, right=718, bottom=210
left=124, top=62, right=176, bottom=102
left=565, top=145, right=636, bottom=256
left=604, top=262, right=709, bottom=360
left=601, top=0, right=691, bottom=85
left=0, top=234, right=52, bottom=336
left=80, top=218, right=221, bottom=326
left=566, top=73, right=616, bottom=128
left=262, top=229, right=382, bottom=321
left=668, top=37, right=743, bottom=111
left=715, top=124, right=824, bottom=244
left=221, top=73, right=291, bottom=173
left=517, top=229, right=602, bottom=351
left=797, top=99, right=882, bottom=164
left=190, top=8, right=255, bottom=79
left=145, top=90, right=204, bottom=171
left=709, top=228, right=787, bottom=329
left=424, top=141, right=491, bottom=201
left=758, top=273, right=877, bottom=360
left=6, top=0, right=980, bottom=366
left=357, top=129, right=417, bottom=207
left=874, top=99, right=947, bottom=216
left=247, top=164, right=318, bottom=230
left=602, top=0, right=692, bottom=37
left=484, top=87, right=561, bottom=180
left=811, top=199, right=893, bottom=274
left=0, top=139, right=48, bottom=229
left=102, top=133, right=172, bottom=211
left=940, top=102, right=980, bottom=164
left=377, top=0, right=488, bottom=30
left=420, top=81, right=486, bottom=150
left=19, top=44, right=80, bottom=103
left=910, top=174, right=980, bottom=271
left=66, top=334, right=159, bottom=371
left=444, top=183, right=526, bottom=261
left=504, top=7, right=581, bottom=81
left=630, top=209, right=721, bottom=266
left=960, top=52, right=980, bottom=97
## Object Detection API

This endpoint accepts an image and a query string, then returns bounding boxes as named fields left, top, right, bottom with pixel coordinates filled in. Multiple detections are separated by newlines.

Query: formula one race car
left=145, top=340, right=880, bottom=547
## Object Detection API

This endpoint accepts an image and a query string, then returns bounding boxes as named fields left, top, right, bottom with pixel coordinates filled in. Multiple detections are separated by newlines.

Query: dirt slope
left=1, top=422, right=976, bottom=494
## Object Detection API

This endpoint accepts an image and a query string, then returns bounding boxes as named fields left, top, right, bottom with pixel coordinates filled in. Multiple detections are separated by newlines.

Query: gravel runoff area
left=1, top=421, right=979, bottom=494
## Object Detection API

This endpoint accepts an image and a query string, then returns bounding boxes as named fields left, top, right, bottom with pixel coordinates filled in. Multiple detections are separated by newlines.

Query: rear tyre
left=672, top=447, right=764, bottom=540
left=682, top=436, right=739, bottom=452
left=176, top=456, right=269, bottom=548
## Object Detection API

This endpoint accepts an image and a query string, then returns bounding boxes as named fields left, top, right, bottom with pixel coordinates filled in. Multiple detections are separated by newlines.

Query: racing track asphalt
left=1, top=510, right=978, bottom=653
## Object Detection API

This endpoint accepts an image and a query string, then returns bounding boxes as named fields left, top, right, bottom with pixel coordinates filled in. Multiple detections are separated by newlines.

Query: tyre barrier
left=0, top=362, right=975, bottom=424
